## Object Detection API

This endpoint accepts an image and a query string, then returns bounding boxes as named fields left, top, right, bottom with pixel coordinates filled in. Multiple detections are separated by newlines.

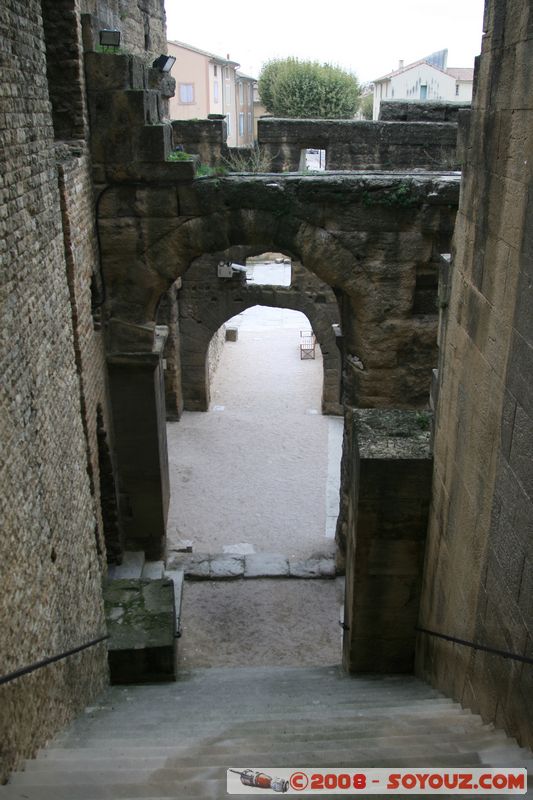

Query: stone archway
left=176, top=248, right=342, bottom=415
left=100, top=172, right=459, bottom=549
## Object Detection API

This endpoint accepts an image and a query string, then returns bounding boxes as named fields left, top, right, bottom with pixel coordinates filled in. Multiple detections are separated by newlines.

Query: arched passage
left=175, top=248, right=342, bottom=414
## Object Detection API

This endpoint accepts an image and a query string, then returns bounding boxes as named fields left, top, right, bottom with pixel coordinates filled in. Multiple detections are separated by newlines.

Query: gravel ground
left=177, top=578, right=344, bottom=669
left=167, top=308, right=336, bottom=559
left=168, top=306, right=343, bottom=669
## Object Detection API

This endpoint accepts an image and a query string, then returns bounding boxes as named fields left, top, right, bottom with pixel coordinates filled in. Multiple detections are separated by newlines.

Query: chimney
left=227, top=53, right=230, bottom=60
left=399, top=59, right=404, bottom=70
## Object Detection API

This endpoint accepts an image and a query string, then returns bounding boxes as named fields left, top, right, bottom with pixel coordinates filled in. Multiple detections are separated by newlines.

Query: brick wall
left=57, top=145, right=122, bottom=562
left=0, top=0, right=108, bottom=779
left=417, top=0, right=533, bottom=748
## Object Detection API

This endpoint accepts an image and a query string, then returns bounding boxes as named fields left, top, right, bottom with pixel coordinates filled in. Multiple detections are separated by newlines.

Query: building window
left=225, top=82, right=231, bottom=105
left=225, top=66, right=231, bottom=80
left=455, top=84, right=460, bottom=96
left=179, top=83, right=195, bottom=104
left=248, top=83, right=252, bottom=104
left=238, top=81, right=244, bottom=105
left=214, top=79, right=219, bottom=103
left=239, top=112, right=244, bottom=136
left=214, top=65, right=218, bottom=76
left=248, top=111, right=252, bottom=133
left=226, top=113, right=231, bottom=135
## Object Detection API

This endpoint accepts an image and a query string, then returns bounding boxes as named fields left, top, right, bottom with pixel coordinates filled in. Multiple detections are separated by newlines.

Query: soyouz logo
left=226, top=768, right=528, bottom=794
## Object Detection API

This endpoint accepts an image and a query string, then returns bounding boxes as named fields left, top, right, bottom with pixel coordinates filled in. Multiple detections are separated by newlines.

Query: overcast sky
left=165, top=0, right=485, bottom=84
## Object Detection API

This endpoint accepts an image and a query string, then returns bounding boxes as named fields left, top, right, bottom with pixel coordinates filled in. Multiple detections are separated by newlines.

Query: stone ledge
left=166, top=551, right=338, bottom=579
left=353, top=409, right=432, bottom=459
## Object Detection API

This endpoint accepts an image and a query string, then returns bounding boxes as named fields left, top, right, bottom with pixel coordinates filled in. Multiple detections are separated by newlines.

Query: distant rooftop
left=374, top=57, right=474, bottom=84
left=167, top=39, right=240, bottom=68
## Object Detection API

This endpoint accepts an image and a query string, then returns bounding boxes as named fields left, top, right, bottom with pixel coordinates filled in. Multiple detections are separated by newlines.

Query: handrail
left=0, top=634, right=109, bottom=687
left=416, top=626, right=533, bottom=665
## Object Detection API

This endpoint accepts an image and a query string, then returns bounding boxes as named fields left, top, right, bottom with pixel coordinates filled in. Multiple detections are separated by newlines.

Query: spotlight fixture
left=152, top=54, right=176, bottom=73
left=99, top=29, right=121, bottom=49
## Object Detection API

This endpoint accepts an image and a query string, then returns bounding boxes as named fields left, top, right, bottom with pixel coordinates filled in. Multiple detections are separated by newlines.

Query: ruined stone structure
left=256, top=117, right=461, bottom=172
left=1, top=0, right=531, bottom=782
left=177, top=253, right=342, bottom=414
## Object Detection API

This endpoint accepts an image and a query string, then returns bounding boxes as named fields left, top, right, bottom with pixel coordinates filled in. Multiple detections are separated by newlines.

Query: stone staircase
left=1, top=666, right=531, bottom=798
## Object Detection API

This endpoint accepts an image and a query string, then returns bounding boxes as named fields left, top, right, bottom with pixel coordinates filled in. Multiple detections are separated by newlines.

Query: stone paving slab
left=167, top=551, right=337, bottom=580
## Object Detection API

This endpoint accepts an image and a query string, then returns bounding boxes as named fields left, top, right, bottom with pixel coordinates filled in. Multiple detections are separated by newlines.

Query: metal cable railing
left=416, top=626, right=533, bottom=665
left=0, top=635, right=109, bottom=687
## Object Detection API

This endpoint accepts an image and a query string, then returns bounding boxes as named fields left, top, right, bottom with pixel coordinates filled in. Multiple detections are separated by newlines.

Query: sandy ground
left=167, top=307, right=338, bottom=559
left=178, top=578, right=344, bottom=669
left=168, top=306, right=344, bottom=669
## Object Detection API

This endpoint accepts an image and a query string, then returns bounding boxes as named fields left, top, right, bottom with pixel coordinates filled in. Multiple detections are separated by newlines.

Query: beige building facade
left=373, top=57, right=474, bottom=119
left=167, top=40, right=256, bottom=147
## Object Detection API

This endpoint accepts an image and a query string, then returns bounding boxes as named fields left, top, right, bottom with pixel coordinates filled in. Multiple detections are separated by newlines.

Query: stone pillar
left=342, top=409, right=432, bottom=673
left=107, top=343, right=169, bottom=560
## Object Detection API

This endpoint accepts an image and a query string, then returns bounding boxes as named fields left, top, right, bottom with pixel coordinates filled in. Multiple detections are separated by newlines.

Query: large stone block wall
left=257, top=118, right=460, bottom=172
left=0, top=0, right=108, bottom=779
left=341, top=410, right=432, bottom=673
left=171, top=119, right=229, bottom=167
left=417, top=0, right=533, bottom=748
left=80, top=0, right=167, bottom=58
left=379, top=100, right=471, bottom=123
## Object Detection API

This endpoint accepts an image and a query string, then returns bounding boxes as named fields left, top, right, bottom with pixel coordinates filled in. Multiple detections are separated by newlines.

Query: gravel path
left=167, top=308, right=337, bottom=559
left=178, top=578, right=344, bottom=669
left=168, top=306, right=343, bottom=668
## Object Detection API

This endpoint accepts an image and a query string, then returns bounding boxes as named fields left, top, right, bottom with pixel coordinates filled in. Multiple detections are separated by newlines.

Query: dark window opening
left=413, top=267, right=439, bottom=315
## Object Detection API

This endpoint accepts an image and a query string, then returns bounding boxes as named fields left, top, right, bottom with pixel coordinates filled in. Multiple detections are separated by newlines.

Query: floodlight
left=152, top=55, right=176, bottom=73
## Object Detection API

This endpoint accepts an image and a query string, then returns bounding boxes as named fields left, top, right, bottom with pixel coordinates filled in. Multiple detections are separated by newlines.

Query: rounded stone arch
left=175, top=246, right=342, bottom=414
left=182, top=296, right=341, bottom=415
left=104, top=204, right=360, bottom=330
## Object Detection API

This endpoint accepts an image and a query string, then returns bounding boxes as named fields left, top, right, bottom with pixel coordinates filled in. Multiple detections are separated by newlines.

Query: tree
left=258, top=58, right=360, bottom=119
left=360, top=93, right=374, bottom=120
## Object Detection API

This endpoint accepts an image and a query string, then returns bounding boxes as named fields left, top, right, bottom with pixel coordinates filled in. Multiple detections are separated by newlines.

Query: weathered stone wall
left=0, top=0, right=108, bottom=779
left=56, top=144, right=122, bottom=563
left=41, top=0, right=88, bottom=140
left=157, top=283, right=184, bottom=421
left=257, top=118, right=460, bottom=172
left=98, top=173, right=459, bottom=415
left=80, top=0, right=167, bottom=58
left=207, top=324, right=227, bottom=385
left=379, top=100, right=471, bottom=122
left=342, top=410, right=432, bottom=673
left=171, top=119, right=229, bottom=167
left=417, top=0, right=533, bottom=748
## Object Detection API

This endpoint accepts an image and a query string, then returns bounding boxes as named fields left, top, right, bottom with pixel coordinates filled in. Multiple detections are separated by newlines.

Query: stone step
left=43, top=722, right=491, bottom=757
left=141, top=561, right=165, bottom=579
left=59, top=699, right=465, bottom=732
left=4, top=750, right=499, bottom=788
left=107, top=551, right=145, bottom=580
left=59, top=717, right=481, bottom=746
left=29, top=731, right=511, bottom=771
left=166, top=551, right=336, bottom=579
left=38, top=726, right=498, bottom=763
